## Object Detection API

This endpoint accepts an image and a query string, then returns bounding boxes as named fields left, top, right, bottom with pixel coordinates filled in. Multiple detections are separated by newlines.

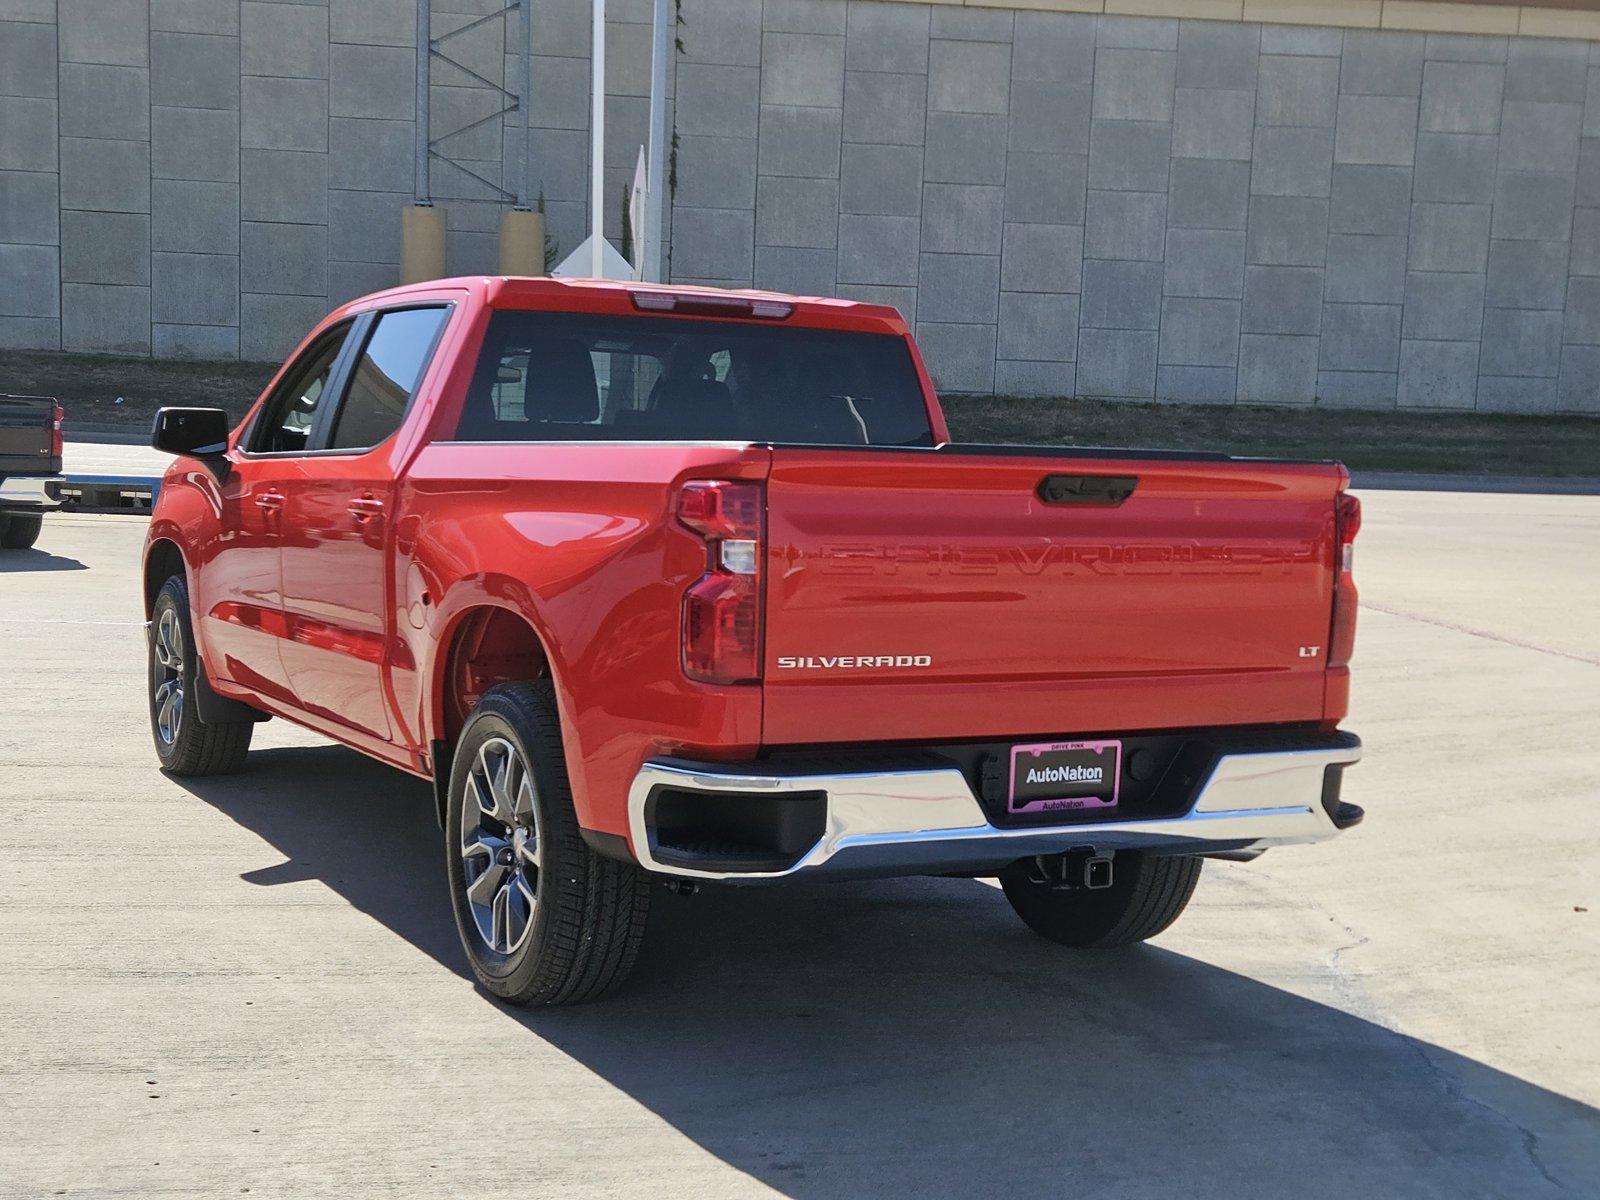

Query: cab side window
left=249, top=324, right=352, bottom=454
left=327, top=307, right=449, bottom=452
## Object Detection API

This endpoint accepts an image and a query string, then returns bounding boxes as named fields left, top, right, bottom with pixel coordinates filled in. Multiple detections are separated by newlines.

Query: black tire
left=444, top=681, right=651, bottom=1007
left=148, top=575, right=253, bottom=775
left=0, top=512, right=42, bottom=549
left=999, top=852, right=1203, bottom=948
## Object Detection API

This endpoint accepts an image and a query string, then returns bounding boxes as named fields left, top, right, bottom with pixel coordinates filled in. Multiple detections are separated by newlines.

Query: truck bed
left=0, top=394, right=62, bottom=479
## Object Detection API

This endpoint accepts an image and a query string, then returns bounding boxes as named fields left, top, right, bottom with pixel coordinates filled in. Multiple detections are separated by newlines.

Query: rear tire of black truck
left=0, top=512, right=42, bottom=549
left=444, top=681, right=651, bottom=1007
left=999, top=852, right=1202, bottom=948
left=148, top=575, right=253, bottom=775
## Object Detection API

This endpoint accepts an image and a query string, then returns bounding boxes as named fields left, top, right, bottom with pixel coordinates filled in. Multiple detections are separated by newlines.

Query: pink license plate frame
left=1008, top=739, right=1122, bottom=815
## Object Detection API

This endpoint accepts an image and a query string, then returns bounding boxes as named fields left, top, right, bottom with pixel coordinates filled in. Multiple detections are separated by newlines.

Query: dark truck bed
left=0, top=394, right=61, bottom=479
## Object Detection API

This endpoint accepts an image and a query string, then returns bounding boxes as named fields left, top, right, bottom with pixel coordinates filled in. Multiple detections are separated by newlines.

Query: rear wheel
left=1000, top=852, right=1202, bottom=948
left=0, top=512, right=42, bottom=549
left=148, top=575, right=253, bottom=775
left=444, top=681, right=651, bottom=1006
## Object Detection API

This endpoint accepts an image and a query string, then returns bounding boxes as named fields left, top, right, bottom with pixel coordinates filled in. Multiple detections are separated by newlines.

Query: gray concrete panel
left=61, top=281, right=150, bottom=353
left=919, top=252, right=1001, bottom=324
left=1076, top=326, right=1157, bottom=397
left=1164, top=227, right=1246, bottom=299
left=1398, top=337, right=1479, bottom=407
left=840, top=142, right=923, bottom=216
left=1159, top=296, right=1242, bottom=367
left=0, top=169, right=57, bottom=244
left=1001, top=222, right=1083, bottom=294
left=152, top=179, right=240, bottom=255
left=997, top=290, right=1077, bottom=361
left=1172, top=87, right=1255, bottom=161
left=59, top=210, right=150, bottom=285
left=1084, top=189, right=1165, bottom=260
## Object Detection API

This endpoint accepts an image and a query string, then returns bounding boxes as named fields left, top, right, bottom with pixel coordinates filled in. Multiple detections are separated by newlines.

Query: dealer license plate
left=1008, top=740, right=1122, bottom=816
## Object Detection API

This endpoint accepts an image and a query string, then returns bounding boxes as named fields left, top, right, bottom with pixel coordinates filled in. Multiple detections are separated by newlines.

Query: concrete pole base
left=400, top=204, right=446, bottom=284
left=499, top=209, right=547, bottom=277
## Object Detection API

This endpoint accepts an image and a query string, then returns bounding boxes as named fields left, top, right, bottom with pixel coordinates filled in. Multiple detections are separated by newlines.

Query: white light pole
left=589, top=0, right=605, bottom=279
left=554, top=0, right=651, bottom=282
left=644, top=0, right=669, bottom=282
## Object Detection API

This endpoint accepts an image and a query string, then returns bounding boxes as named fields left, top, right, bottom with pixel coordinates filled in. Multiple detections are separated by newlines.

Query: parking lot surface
left=1, top=488, right=1596, bottom=1198
left=59, top=439, right=168, bottom=478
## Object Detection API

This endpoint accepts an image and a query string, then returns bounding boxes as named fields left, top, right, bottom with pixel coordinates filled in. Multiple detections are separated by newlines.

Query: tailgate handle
left=1037, top=474, right=1138, bottom=506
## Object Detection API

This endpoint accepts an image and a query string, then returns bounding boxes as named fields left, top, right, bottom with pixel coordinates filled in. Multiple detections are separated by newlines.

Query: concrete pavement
left=0, top=491, right=1596, bottom=1198
left=61, top=439, right=168, bottom=479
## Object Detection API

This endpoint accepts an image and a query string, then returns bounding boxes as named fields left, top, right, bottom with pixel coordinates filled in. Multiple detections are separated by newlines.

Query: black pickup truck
left=0, top=394, right=63, bottom=550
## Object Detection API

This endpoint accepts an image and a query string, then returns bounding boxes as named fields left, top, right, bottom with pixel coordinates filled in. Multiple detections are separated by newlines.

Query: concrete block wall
left=669, top=2, right=1600, bottom=413
left=0, top=0, right=666, bottom=363
left=1, top=0, right=1598, bottom=413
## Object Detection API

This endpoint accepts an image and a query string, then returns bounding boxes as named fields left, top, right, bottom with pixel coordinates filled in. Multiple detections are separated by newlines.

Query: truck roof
left=340, top=275, right=911, bottom=336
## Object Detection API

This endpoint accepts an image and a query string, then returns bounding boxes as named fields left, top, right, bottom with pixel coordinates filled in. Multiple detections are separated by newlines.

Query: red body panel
left=164, top=456, right=297, bottom=706
left=394, top=441, right=768, bottom=836
left=145, top=276, right=1353, bottom=850
left=761, top=450, right=1344, bottom=744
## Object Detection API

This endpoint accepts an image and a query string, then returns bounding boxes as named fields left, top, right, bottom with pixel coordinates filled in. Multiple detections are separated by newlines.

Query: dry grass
left=2, top=350, right=276, bottom=430
left=941, top=395, right=1600, bottom=477
left=7, top=348, right=1596, bottom=475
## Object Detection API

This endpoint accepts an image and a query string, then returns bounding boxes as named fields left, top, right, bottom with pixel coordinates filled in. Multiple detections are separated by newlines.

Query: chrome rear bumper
left=0, top=476, right=56, bottom=511
left=626, top=737, right=1362, bottom=881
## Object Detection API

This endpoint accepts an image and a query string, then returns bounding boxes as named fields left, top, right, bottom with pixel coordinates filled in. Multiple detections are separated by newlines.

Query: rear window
left=451, top=311, right=935, bottom=447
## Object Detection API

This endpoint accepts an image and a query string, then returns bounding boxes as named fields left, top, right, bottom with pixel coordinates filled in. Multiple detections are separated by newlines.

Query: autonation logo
left=1024, top=764, right=1104, bottom=785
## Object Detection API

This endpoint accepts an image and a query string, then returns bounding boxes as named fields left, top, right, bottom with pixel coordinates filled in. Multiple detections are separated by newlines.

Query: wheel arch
left=144, top=542, right=269, bottom=728
left=434, top=602, right=554, bottom=743
left=428, top=600, right=558, bottom=825
left=143, top=536, right=188, bottom=618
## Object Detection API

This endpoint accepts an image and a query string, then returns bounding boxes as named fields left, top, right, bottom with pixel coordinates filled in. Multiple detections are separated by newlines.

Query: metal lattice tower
left=413, top=0, right=535, bottom=209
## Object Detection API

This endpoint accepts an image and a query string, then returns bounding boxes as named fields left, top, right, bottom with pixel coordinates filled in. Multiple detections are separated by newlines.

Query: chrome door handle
left=255, top=491, right=284, bottom=511
left=348, top=497, right=384, bottom=521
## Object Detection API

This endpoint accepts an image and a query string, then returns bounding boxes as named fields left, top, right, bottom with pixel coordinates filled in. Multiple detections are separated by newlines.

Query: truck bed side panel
left=397, top=441, right=769, bottom=837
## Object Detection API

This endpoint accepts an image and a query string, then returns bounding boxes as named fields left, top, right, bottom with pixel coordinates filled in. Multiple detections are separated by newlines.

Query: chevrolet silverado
left=143, top=277, right=1363, bottom=1006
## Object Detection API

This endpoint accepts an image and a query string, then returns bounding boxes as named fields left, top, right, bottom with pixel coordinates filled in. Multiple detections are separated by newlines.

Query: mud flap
left=193, top=654, right=270, bottom=724
left=431, top=739, right=451, bottom=828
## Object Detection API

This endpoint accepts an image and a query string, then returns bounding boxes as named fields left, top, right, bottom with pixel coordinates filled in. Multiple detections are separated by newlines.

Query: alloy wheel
left=459, top=735, right=543, bottom=955
left=152, top=606, right=185, bottom=746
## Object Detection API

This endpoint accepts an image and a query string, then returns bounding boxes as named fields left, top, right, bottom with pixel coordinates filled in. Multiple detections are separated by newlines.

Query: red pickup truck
left=144, top=277, right=1363, bottom=1007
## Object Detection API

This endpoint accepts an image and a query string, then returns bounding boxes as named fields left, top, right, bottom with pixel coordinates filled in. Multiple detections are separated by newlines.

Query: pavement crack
left=1241, top=875, right=1570, bottom=1193
left=1361, top=601, right=1600, bottom=667
left=1328, top=930, right=1370, bottom=984
left=1402, top=1037, right=1571, bottom=1196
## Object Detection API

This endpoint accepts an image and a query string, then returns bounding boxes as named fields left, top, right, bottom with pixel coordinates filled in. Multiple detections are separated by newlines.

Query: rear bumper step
left=626, top=734, right=1362, bottom=881
left=0, top=476, right=60, bottom=513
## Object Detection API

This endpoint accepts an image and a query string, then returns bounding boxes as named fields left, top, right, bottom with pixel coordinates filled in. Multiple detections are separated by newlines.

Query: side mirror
left=152, top=407, right=231, bottom=457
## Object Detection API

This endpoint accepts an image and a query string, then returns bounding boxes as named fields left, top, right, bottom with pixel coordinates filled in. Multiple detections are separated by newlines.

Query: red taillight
left=50, top=401, right=63, bottom=459
left=679, top=480, right=761, bottom=542
left=1329, top=491, right=1361, bottom=668
left=678, top=480, right=764, bottom=684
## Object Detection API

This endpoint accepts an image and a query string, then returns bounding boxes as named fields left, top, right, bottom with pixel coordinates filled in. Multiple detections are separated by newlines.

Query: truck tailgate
left=761, top=446, right=1344, bottom=745
left=0, top=394, right=61, bottom=477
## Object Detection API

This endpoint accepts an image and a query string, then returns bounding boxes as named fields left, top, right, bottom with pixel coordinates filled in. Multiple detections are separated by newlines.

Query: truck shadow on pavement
left=0, top=547, right=87, bottom=572
left=176, top=744, right=1599, bottom=1199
